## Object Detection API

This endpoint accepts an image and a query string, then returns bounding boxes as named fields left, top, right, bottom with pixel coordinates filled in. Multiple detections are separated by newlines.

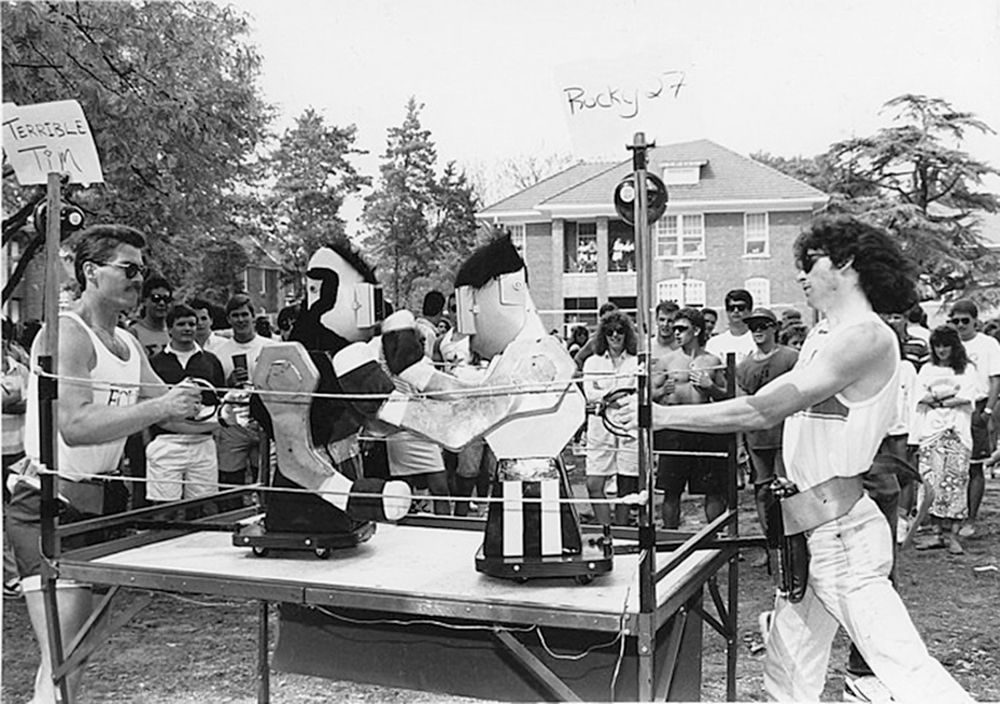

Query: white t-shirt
left=211, top=334, right=276, bottom=385
left=705, top=329, right=757, bottom=366
left=960, top=332, right=1000, bottom=401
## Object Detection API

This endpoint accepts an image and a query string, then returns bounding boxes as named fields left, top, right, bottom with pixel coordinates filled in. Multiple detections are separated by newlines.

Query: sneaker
left=844, top=675, right=894, bottom=702
left=757, top=609, right=773, bottom=646
left=896, top=516, right=909, bottom=544
left=958, top=523, right=976, bottom=538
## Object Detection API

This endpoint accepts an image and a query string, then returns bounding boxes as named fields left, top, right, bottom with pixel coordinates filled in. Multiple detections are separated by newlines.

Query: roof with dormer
left=477, top=139, right=828, bottom=220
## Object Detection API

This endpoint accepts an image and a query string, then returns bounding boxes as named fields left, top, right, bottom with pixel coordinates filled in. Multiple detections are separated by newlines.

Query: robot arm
left=252, top=343, right=411, bottom=521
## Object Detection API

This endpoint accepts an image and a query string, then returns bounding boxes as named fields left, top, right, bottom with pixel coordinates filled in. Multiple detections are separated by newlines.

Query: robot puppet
left=233, top=242, right=411, bottom=557
left=335, top=235, right=613, bottom=581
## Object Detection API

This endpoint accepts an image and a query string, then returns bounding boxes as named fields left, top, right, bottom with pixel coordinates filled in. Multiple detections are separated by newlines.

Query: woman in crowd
left=911, top=325, right=977, bottom=555
left=582, top=310, right=638, bottom=526
left=567, top=324, right=589, bottom=358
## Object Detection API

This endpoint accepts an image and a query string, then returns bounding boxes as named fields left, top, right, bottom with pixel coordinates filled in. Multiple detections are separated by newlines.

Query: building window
left=564, top=221, right=598, bottom=273
left=657, top=278, right=706, bottom=307
left=744, top=213, right=769, bottom=256
left=655, top=214, right=705, bottom=259
left=745, top=277, right=771, bottom=307
left=564, top=297, right=598, bottom=332
left=608, top=296, right=637, bottom=318
left=608, top=220, right=635, bottom=272
left=506, top=224, right=526, bottom=256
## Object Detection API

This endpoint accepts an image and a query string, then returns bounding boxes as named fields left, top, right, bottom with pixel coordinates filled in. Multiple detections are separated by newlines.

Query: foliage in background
left=362, top=97, right=483, bottom=309
left=258, top=107, right=369, bottom=297
left=2, top=0, right=272, bottom=302
left=754, top=94, right=1000, bottom=304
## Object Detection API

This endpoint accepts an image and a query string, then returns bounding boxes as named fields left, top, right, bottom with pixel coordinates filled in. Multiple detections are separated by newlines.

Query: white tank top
left=26, top=311, right=143, bottom=481
left=781, top=314, right=899, bottom=491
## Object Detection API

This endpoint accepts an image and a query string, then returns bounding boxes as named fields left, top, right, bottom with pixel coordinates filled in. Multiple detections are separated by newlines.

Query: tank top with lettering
left=781, top=313, right=899, bottom=491
left=26, top=311, right=143, bottom=481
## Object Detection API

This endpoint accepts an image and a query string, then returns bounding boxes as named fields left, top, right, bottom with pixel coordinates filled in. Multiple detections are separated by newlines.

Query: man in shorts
left=652, top=307, right=728, bottom=528
left=7, top=224, right=202, bottom=703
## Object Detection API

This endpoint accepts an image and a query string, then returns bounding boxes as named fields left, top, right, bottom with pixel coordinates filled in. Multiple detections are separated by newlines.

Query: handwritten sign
left=553, top=54, right=698, bottom=160
left=2, top=100, right=104, bottom=185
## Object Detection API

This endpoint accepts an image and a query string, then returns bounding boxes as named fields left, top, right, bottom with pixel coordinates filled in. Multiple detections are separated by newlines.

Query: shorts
left=6, top=476, right=128, bottom=580
left=146, top=434, right=218, bottom=502
left=971, top=399, right=990, bottom=461
left=655, top=429, right=730, bottom=495
left=747, top=446, right=783, bottom=486
left=215, top=424, right=263, bottom=481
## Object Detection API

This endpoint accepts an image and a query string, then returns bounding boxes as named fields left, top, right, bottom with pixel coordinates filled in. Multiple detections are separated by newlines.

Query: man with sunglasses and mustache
left=947, top=298, right=1000, bottom=540
left=7, top=224, right=204, bottom=703
left=617, top=216, right=971, bottom=702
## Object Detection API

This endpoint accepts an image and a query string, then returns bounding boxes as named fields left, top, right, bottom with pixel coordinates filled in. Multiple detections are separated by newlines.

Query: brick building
left=476, top=139, right=828, bottom=334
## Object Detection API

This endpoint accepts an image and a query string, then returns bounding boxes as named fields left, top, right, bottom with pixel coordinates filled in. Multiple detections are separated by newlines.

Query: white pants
left=146, top=434, right=218, bottom=502
left=763, top=494, right=972, bottom=702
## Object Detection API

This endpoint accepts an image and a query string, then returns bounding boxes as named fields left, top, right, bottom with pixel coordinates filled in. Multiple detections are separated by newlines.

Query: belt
left=781, top=474, right=863, bottom=535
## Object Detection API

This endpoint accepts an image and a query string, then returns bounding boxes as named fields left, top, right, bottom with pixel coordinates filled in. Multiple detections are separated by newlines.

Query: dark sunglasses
left=106, top=261, right=149, bottom=280
left=748, top=322, right=775, bottom=333
left=149, top=293, right=172, bottom=304
left=726, top=302, right=749, bottom=313
left=800, top=250, right=828, bottom=273
left=672, top=324, right=692, bottom=333
left=949, top=317, right=972, bottom=326
left=606, top=328, right=626, bottom=337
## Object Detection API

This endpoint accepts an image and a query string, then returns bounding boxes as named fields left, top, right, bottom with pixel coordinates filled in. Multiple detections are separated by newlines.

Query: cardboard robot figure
left=335, top=235, right=613, bottom=581
left=232, top=243, right=411, bottom=557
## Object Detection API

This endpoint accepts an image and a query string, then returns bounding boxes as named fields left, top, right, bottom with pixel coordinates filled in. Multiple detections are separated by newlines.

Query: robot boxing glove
left=382, top=328, right=426, bottom=375
left=332, top=342, right=395, bottom=419
left=347, top=477, right=412, bottom=522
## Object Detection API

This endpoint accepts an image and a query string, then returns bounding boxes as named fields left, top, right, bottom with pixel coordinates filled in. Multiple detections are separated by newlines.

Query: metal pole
left=629, top=132, right=657, bottom=702
left=725, top=353, right=738, bottom=701
left=258, top=600, right=270, bottom=704
left=39, top=172, right=71, bottom=703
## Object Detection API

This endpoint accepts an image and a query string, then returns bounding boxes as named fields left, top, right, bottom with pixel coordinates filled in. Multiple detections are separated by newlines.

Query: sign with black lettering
left=2, top=100, right=104, bottom=185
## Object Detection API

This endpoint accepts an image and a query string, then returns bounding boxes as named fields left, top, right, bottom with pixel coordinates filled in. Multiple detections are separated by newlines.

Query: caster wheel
left=575, top=575, right=594, bottom=585
left=252, top=547, right=269, bottom=557
left=515, top=577, right=529, bottom=584
left=314, top=548, right=331, bottom=559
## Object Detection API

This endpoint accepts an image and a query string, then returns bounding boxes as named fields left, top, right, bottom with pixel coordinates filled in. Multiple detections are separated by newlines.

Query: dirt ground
left=3, top=467, right=999, bottom=703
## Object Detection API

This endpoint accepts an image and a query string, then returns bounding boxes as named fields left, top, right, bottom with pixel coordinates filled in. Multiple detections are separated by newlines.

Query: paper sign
left=2, top=100, right=104, bottom=185
left=553, top=53, right=698, bottom=160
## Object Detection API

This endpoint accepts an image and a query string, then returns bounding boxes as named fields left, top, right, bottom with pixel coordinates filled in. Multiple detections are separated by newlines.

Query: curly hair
left=928, top=325, right=968, bottom=374
left=793, top=215, right=917, bottom=314
left=593, top=310, right=637, bottom=356
left=675, top=307, right=708, bottom=347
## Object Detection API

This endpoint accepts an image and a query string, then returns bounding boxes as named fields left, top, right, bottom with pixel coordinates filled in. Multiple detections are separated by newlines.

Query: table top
left=63, top=523, right=725, bottom=633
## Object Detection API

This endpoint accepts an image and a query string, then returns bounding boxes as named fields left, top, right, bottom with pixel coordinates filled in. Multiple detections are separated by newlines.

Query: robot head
left=306, top=243, right=383, bottom=343
left=454, top=234, right=540, bottom=359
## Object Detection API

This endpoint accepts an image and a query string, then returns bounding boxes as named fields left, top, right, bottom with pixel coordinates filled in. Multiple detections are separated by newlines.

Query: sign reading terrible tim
left=2, top=100, right=104, bottom=185
left=554, top=55, right=692, bottom=159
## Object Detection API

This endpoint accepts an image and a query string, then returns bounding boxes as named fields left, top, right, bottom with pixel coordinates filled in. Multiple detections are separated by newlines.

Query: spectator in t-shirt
left=213, top=294, right=277, bottom=494
left=735, top=308, right=798, bottom=567
left=146, top=304, right=225, bottom=505
left=706, top=288, right=756, bottom=364
left=128, top=275, right=172, bottom=357
left=573, top=301, right=619, bottom=372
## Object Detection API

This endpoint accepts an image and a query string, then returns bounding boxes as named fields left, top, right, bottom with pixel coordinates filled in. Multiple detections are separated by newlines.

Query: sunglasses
left=726, top=303, right=749, bottom=313
left=149, top=293, right=172, bottom=304
left=672, top=324, right=692, bottom=333
left=106, top=261, right=149, bottom=280
left=800, top=250, right=829, bottom=273
left=748, top=322, right=775, bottom=333
left=949, top=317, right=973, bottom=326
left=606, top=329, right=626, bottom=337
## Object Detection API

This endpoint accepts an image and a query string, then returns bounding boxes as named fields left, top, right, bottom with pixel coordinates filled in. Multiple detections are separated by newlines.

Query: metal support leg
left=258, top=600, right=270, bottom=704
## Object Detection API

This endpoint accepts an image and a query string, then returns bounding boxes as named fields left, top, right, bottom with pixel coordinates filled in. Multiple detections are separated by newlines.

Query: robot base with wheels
left=233, top=516, right=376, bottom=559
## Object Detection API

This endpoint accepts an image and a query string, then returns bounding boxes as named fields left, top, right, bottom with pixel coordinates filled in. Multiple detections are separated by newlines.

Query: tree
left=2, top=1, right=271, bottom=299
left=259, top=107, right=369, bottom=295
left=466, top=152, right=575, bottom=208
left=361, top=97, right=439, bottom=308
left=755, top=95, right=1000, bottom=302
left=416, top=160, right=482, bottom=295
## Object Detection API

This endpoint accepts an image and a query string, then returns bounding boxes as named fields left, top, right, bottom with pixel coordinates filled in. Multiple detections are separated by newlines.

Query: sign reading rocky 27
left=2, top=100, right=104, bottom=185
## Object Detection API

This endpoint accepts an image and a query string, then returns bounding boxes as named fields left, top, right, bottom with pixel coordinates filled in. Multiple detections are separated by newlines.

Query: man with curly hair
left=627, top=215, right=971, bottom=701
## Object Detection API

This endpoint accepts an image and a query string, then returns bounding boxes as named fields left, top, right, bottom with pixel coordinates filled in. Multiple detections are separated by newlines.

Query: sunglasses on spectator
left=672, top=324, right=692, bottom=333
left=748, top=322, right=775, bottom=333
left=149, top=293, right=172, bottom=304
left=726, top=302, right=749, bottom=313
left=949, top=317, right=973, bottom=325
left=105, top=261, right=149, bottom=280
left=606, top=328, right=626, bottom=337
left=800, top=250, right=829, bottom=273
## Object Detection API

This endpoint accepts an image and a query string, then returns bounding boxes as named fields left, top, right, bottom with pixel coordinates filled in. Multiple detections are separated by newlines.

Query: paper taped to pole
left=2, top=100, right=104, bottom=185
